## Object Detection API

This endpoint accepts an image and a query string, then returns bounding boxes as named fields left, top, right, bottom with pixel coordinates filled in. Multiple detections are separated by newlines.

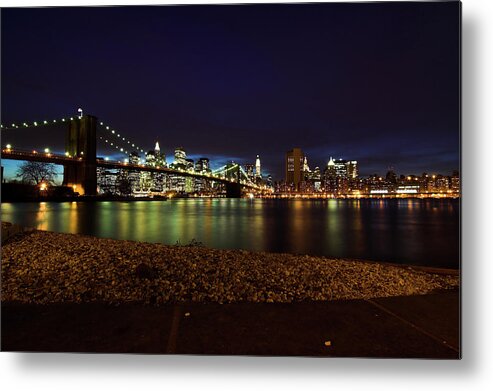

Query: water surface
left=1, top=199, right=460, bottom=268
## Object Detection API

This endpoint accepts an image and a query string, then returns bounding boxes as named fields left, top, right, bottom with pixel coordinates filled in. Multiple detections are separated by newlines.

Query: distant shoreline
left=1, top=194, right=460, bottom=203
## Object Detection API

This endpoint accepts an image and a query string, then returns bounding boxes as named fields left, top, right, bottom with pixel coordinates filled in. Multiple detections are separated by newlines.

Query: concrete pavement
left=1, top=290, right=459, bottom=358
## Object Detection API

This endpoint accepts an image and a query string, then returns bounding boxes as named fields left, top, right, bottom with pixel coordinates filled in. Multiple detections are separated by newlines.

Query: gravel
left=1, top=230, right=459, bottom=305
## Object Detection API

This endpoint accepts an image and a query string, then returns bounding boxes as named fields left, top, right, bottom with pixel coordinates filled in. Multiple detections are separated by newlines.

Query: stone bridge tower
left=63, top=115, right=98, bottom=195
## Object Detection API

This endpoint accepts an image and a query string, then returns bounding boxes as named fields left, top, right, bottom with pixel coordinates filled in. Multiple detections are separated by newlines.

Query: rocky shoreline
left=1, top=229, right=459, bottom=305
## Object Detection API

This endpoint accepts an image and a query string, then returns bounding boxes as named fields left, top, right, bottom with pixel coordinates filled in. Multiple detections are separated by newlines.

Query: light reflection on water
left=1, top=198, right=460, bottom=268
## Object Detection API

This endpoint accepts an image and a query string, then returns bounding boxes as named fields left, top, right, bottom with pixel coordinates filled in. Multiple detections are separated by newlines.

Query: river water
left=1, top=198, right=460, bottom=269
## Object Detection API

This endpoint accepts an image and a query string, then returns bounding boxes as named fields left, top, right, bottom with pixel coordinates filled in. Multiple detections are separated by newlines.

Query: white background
left=1, top=0, right=491, bottom=390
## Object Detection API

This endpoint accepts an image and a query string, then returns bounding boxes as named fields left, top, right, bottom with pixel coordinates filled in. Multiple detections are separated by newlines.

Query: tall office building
left=334, top=159, right=348, bottom=178
left=285, top=148, right=304, bottom=190
left=174, top=147, right=187, bottom=167
left=346, top=161, right=358, bottom=179
left=244, top=164, right=255, bottom=181
left=255, top=155, right=261, bottom=178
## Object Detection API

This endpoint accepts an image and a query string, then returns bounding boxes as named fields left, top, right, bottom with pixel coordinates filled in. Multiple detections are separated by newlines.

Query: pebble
left=1, top=230, right=459, bottom=305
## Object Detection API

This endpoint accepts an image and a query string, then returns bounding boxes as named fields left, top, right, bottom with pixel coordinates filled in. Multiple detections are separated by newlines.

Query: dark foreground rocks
left=1, top=230, right=459, bottom=305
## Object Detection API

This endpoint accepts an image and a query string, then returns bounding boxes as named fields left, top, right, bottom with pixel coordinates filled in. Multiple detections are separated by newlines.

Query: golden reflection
left=69, top=201, right=78, bottom=233
left=36, top=202, right=48, bottom=230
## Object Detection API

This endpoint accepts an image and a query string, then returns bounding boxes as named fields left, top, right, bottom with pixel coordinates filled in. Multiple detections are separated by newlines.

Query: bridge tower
left=63, top=115, right=98, bottom=195
left=225, top=164, right=242, bottom=198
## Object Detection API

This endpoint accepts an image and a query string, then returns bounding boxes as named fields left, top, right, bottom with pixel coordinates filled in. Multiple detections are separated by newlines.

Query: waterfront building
left=334, top=159, right=348, bottom=178
left=96, top=167, right=118, bottom=195
left=385, top=170, right=398, bottom=193
left=346, top=161, right=358, bottom=179
left=322, top=157, right=337, bottom=193
left=194, top=158, right=211, bottom=194
left=312, top=166, right=322, bottom=191
left=451, top=171, right=460, bottom=193
left=285, top=148, right=304, bottom=191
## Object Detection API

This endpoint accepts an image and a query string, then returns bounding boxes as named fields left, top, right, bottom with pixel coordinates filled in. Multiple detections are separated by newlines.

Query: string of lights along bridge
left=1, top=113, right=147, bottom=157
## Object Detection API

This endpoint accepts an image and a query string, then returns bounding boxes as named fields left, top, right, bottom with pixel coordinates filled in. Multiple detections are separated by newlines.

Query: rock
left=135, top=263, right=157, bottom=280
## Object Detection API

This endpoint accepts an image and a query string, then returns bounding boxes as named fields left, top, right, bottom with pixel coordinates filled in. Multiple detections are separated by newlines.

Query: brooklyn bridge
left=1, top=114, right=265, bottom=198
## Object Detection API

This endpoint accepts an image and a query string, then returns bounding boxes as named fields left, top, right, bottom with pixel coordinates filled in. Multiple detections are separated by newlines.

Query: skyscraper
left=255, top=155, right=261, bottom=178
left=285, top=148, right=304, bottom=190
left=334, top=159, right=348, bottom=178
left=244, top=164, right=255, bottom=181
left=346, top=161, right=358, bottom=179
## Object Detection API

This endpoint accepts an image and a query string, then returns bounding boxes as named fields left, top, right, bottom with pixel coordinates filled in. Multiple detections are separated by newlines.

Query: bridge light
left=81, top=151, right=84, bottom=155
left=6, top=144, right=12, bottom=150
left=120, top=148, right=124, bottom=152
left=122, top=137, right=125, bottom=141
left=32, top=150, right=37, bottom=154
left=23, top=122, right=28, bottom=126
left=112, top=130, right=115, bottom=134
left=62, top=118, right=65, bottom=122
left=34, top=122, right=38, bottom=126
left=70, top=117, right=74, bottom=120
left=11, top=124, right=15, bottom=127
left=44, top=148, right=50, bottom=153
left=43, top=120, right=48, bottom=124
left=100, top=122, right=104, bottom=125
left=106, top=126, right=110, bottom=130
left=117, top=134, right=120, bottom=137
left=53, top=119, right=57, bottom=123
left=132, top=144, right=135, bottom=147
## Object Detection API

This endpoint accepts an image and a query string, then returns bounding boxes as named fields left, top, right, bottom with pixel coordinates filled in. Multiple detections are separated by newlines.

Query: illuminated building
left=323, top=157, right=337, bottom=193
left=127, top=151, right=141, bottom=192
left=244, top=164, right=255, bottom=181
left=312, top=166, right=322, bottom=191
left=195, top=157, right=210, bottom=173
left=194, top=158, right=211, bottom=193
left=285, top=148, right=304, bottom=191
left=334, top=159, right=348, bottom=178
left=129, top=151, right=140, bottom=165
left=96, top=167, right=118, bottom=194
left=451, top=170, right=460, bottom=193
left=173, top=147, right=187, bottom=168
left=346, top=161, right=358, bottom=179
left=255, top=155, right=261, bottom=178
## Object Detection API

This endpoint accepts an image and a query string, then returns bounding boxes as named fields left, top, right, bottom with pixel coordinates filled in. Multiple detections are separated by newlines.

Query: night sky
left=1, top=1, right=460, bottom=180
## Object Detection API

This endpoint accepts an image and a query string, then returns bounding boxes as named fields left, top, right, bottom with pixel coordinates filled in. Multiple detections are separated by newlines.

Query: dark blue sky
left=1, top=2, right=460, bottom=179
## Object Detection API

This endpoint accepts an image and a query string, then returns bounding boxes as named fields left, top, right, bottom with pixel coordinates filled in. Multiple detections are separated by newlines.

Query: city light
left=6, top=144, right=12, bottom=150
left=44, top=148, right=50, bottom=153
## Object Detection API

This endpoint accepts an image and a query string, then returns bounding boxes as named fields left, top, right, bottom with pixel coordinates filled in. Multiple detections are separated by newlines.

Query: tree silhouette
left=16, top=161, right=59, bottom=185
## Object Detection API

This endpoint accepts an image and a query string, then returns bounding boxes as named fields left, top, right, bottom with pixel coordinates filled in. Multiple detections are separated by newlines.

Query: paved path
left=1, top=291, right=459, bottom=358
